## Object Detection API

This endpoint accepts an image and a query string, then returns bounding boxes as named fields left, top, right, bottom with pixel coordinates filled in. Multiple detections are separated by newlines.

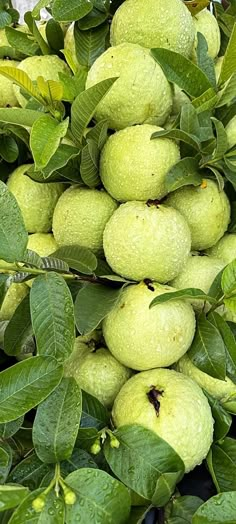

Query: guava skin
left=215, top=56, right=224, bottom=83
left=0, top=59, right=19, bottom=107
left=193, top=9, right=221, bottom=60
left=206, top=234, right=236, bottom=264
left=112, top=368, right=214, bottom=472
left=176, top=354, right=236, bottom=403
left=225, top=115, right=236, bottom=150
left=53, top=187, right=118, bottom=254
left=110, top=0, right=195, bottom=58
left=100, top=124, right=180, bottom=202
left=0, top=283, right=28, bottom=321
left=26, top=233, right=58, bottom=288
left=103, top=282, right=196, bottom=370
left=64, top=337, right=132, bottom=408
left=103, top=201, right=191, bottom=282
left=166, top=180, right=231, bottom=251
left=85, top=43, right=172, bottom=130
left=7, top=165, right=64, bottom=233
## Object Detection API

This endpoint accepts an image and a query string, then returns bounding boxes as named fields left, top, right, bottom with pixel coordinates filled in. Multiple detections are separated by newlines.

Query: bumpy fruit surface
left=27, top=233, right=58, bottom=257
left=166, top=180, right=230, bottom=251
left=103, top=282, right=196, bottom=370
left=193, top=9, right=220, bottom=59
left=112, top=368, right=214, bottom=472
left=64, top=336, right=131, bottom=407
left=103, top=201, right=191, bottom=282
left=53, top=187, right=117, bottom=254
left=85, top=43, right=172, bottom=130
left=0, top=283, right=28, bottom=321
left=100, top=124, right=180, bottom=201
left=206, top=234, right=236, bottom=265
left=7, top=165, right=64, bottom=233
left=0, top=59, right=19, bottom=107
left=225, top=115, right=236, bottom=150
left=110, top=0, right=194, bottom=57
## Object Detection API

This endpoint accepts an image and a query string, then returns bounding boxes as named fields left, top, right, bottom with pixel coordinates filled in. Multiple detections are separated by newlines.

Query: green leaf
left=180, top=104, right=200, bottom=137
left=65, top=468, right=131, bottom=524
left=0, top=274, right=8, bottom=308
left=129, top=507, right=151, bottom=524
left=151, top=128, right=201, bottom=150
left=196, top=32, right=216, bottom=88
left=33, top=377, right=81, bottom=464
left=209, top=438, right=236, bottom=492
left=41, top=256, right=69, bottom=273
left=30, top=272, right=75, bottom=362
left=203, top=391, right=232, bottom=442
left=104, top=425, right=184, bottom=506
left=151, top=48, right=213, bottom=98
left=80, top=390, right=109, bottom=430
left=222, top=259, right=236, bottom=295
left=59, top=70, right=87, bottom=102
left=207, top=312, right=236, bottom=383
left=188, top=314, right=226, bottom=380
left=76, top=427, right=99, bottom=451
left=4, top=295, right=32, bottom=357
left=216, top=73, right=236, bottom=108
left=0, top=485, right=29, bottom=513
left=52, top=0, right=93, bottom=22
left=5, top=26, right=39, bottom=56
left=219, top=23, right=236, bottom=85
left=0, top=442, right=12, bottom=483
left=165, top=495, right=203, bottom=524
left=25, top=12, right=51, bottom=56
left=192, top=491, right=236, bottom=523
left=8, top=489, right=65, bottom=524
left=0, top=108, right=42, bottom=128
left=30, top=116, right=69, bottom=171
left=208, top=269, right=224, bottom=302
left=8, top=453, right=51, bottom=490
left=0, top=181, right=27, bottom=263
left=86, top=119, right=108, bottom=149
left=211, top=118, right=229, bottom=160
left=149, top=288, right=215, bottom=308
left=74, top=21, right=109, bottom=67
left=61, top=448, right=98, bottom=477
left=36, top=77, right=64, bottom=103
left=0, top=356, right=63, bottom=423
left=51, top=245, right=97, bottom=274
left=0, top=66, right=44, bottom=105
left=0, top=416, right=24, bottom=439
left=77, top=8, right=107, bottom=30
left=80, top=138, right=100, bottom=187
left=0, top=136, right=18, bottom=163
left=192, top=88, right=218, bottom=113
left=165, top=157, right=202, bottom=193
left=45, top=19, right=64, bottom=53
left=32, top=0, right=49, bottom=18
left=71, top=77, right=117, bottom=143
left=74, top=283, right=122, bottom=335
left=30, top=143, right=81, bottom=180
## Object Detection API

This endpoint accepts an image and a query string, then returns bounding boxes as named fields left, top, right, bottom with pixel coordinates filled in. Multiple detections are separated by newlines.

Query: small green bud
left=64, top=489, right=77, bottom=505
left=110, top=435, right=120, bottom=449
left=90, top=439, right=101, bottom=455
left=32, top=495, right=45, bottom=512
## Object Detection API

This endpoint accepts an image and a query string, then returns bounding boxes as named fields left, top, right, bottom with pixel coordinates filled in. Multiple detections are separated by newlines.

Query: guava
left=171, top=85, right=190, bottom=116
left=110, top=0, right=195, bottom=58
left=171, top=254, right=225, bottom=310
left=7, top=165, right=64, bottom=233
left=103, top=201, right=191, bottom=282
left=112, top=368, right=214, bottom=472
left=64, top=23, right=78, bottom=67
left=100, top=124, right=180, bottom=201
left=85, top=43, right=172, bottom=130
left=215, top=56, right=224, bottom=83
left=14, top=55, right=71, bottom=107
left=205, top=233, right=236, bottom=264
left=166, top=180, right=230, bottom=251
left=193, top=9, right=221, bottom=59
left=0, top=59, right=20, bottom=107
left=26, top=233, right=58, bottom=288
left=0, top=282, right=28, bottom=321
left=103, top=281, right=196, bottom=370
left=225, top=115, right=236, bottom=150
left=176, top=354, right=236, bottom=404
left=53, top=187, right=117, bottom=254
left=64, top=333, right=132, bottom=408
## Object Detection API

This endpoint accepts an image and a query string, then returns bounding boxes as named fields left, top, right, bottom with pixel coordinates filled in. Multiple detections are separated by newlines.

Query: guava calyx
left=146, top=199, right=161, bottom=208
left=147, top=386, right=164, bottom=415
left=144, top=279, right=155, bottom=292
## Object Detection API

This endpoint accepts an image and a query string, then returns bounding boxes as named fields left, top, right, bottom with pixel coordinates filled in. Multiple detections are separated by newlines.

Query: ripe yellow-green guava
left=0, top=59, right=19, bottom=107
left=7, top=165, right=64, bottom=233
left=100, top=124, right=180, bottom=202
left=26, top=233, right=58, bottom=288
left=64, top=23, right=78, bottom=67
left=103, top=201, right=191, bottom=282
left=112, top=368, right=214, bottom=472
left=0, top=282, right=28, bottom=321
left=166, top=180, right=230, bottom=251
left=14, top=55, right=71, bottom=107
left=177, top=354, right=236, bottom=404
left=103, top=281, right=196, bottom=370
left=110, top=0, right=195, bottom=58
left=85, top=43, right=172, bottom=130
left=215, top=56, right=223, bottom=83
left=225, top=115, right=236, bottom=150
left=206, top=234, right=236, bottom=264
left=64, top=334, right=132, bottom=407
left=193, top=9, right=221, bottom=59
left=53, top=187, right=117, bottom=254
left=171, top=254, right=225, bottom=310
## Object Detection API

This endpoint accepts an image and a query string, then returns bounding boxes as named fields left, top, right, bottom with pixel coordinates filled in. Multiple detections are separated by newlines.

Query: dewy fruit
left=225, top=115, right=236, bottom=149
left=100, top=124, right=180, bottom=201
left=103, top=282, right=196, bottom=370
left=206, top=234, right=236, bottom=264
left=0, top=283, right=28, bottom=321
left=110, top=0, right=195, bottom=57
left=53, top=187, right=117, bottom=254
left=166, top=180, right=230, bottom=251
left=192, top=8, right=221, bottom=59
left=112, top=368, right=214, bottom=472
left=0, top=59, right=19, bottom=107
left=103, top=201, right=191, bottom=282
left=85, top=43, right=172, bottom=130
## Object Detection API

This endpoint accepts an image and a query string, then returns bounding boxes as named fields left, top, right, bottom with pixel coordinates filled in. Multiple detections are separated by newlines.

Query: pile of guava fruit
left=0, top=1, right=236, bottom=523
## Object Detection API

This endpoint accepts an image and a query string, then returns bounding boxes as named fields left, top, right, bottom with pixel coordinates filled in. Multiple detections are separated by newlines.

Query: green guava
left=205, top=234, right=236, bottom=264
left=13, top=55, right=71, bottom=107
left=110, top=0, right=195, bottom=57
left=64, top=333, right=132, bottom=408
left=215, top=56, right=224, bottom=83
left=103, top=281, right=196, bottom=370
left=166, top=180, right=230, bottom=251
left=225, top=115, right=236, bottom=150
left=0, top=282, right=28, bottom=321
left=171, top=85, right=190, bottom=116
left=100, top=124, right=180, bottom=201
left=85, top=43, right=172, bottom=130
left=53, top=187, right=117, bottom=254
left=0, top=59, right=20, bottom=107
left=171, top=254, right=225, bottom=310
left=193, top=9, right=221, bottom=59
left=7, top=165, right=64, bottom=233
left=26, top=233, right=58, bottom=288
left=112, top=368, right=214, bottom=472
left=103, top=201, right=191, bottom=282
